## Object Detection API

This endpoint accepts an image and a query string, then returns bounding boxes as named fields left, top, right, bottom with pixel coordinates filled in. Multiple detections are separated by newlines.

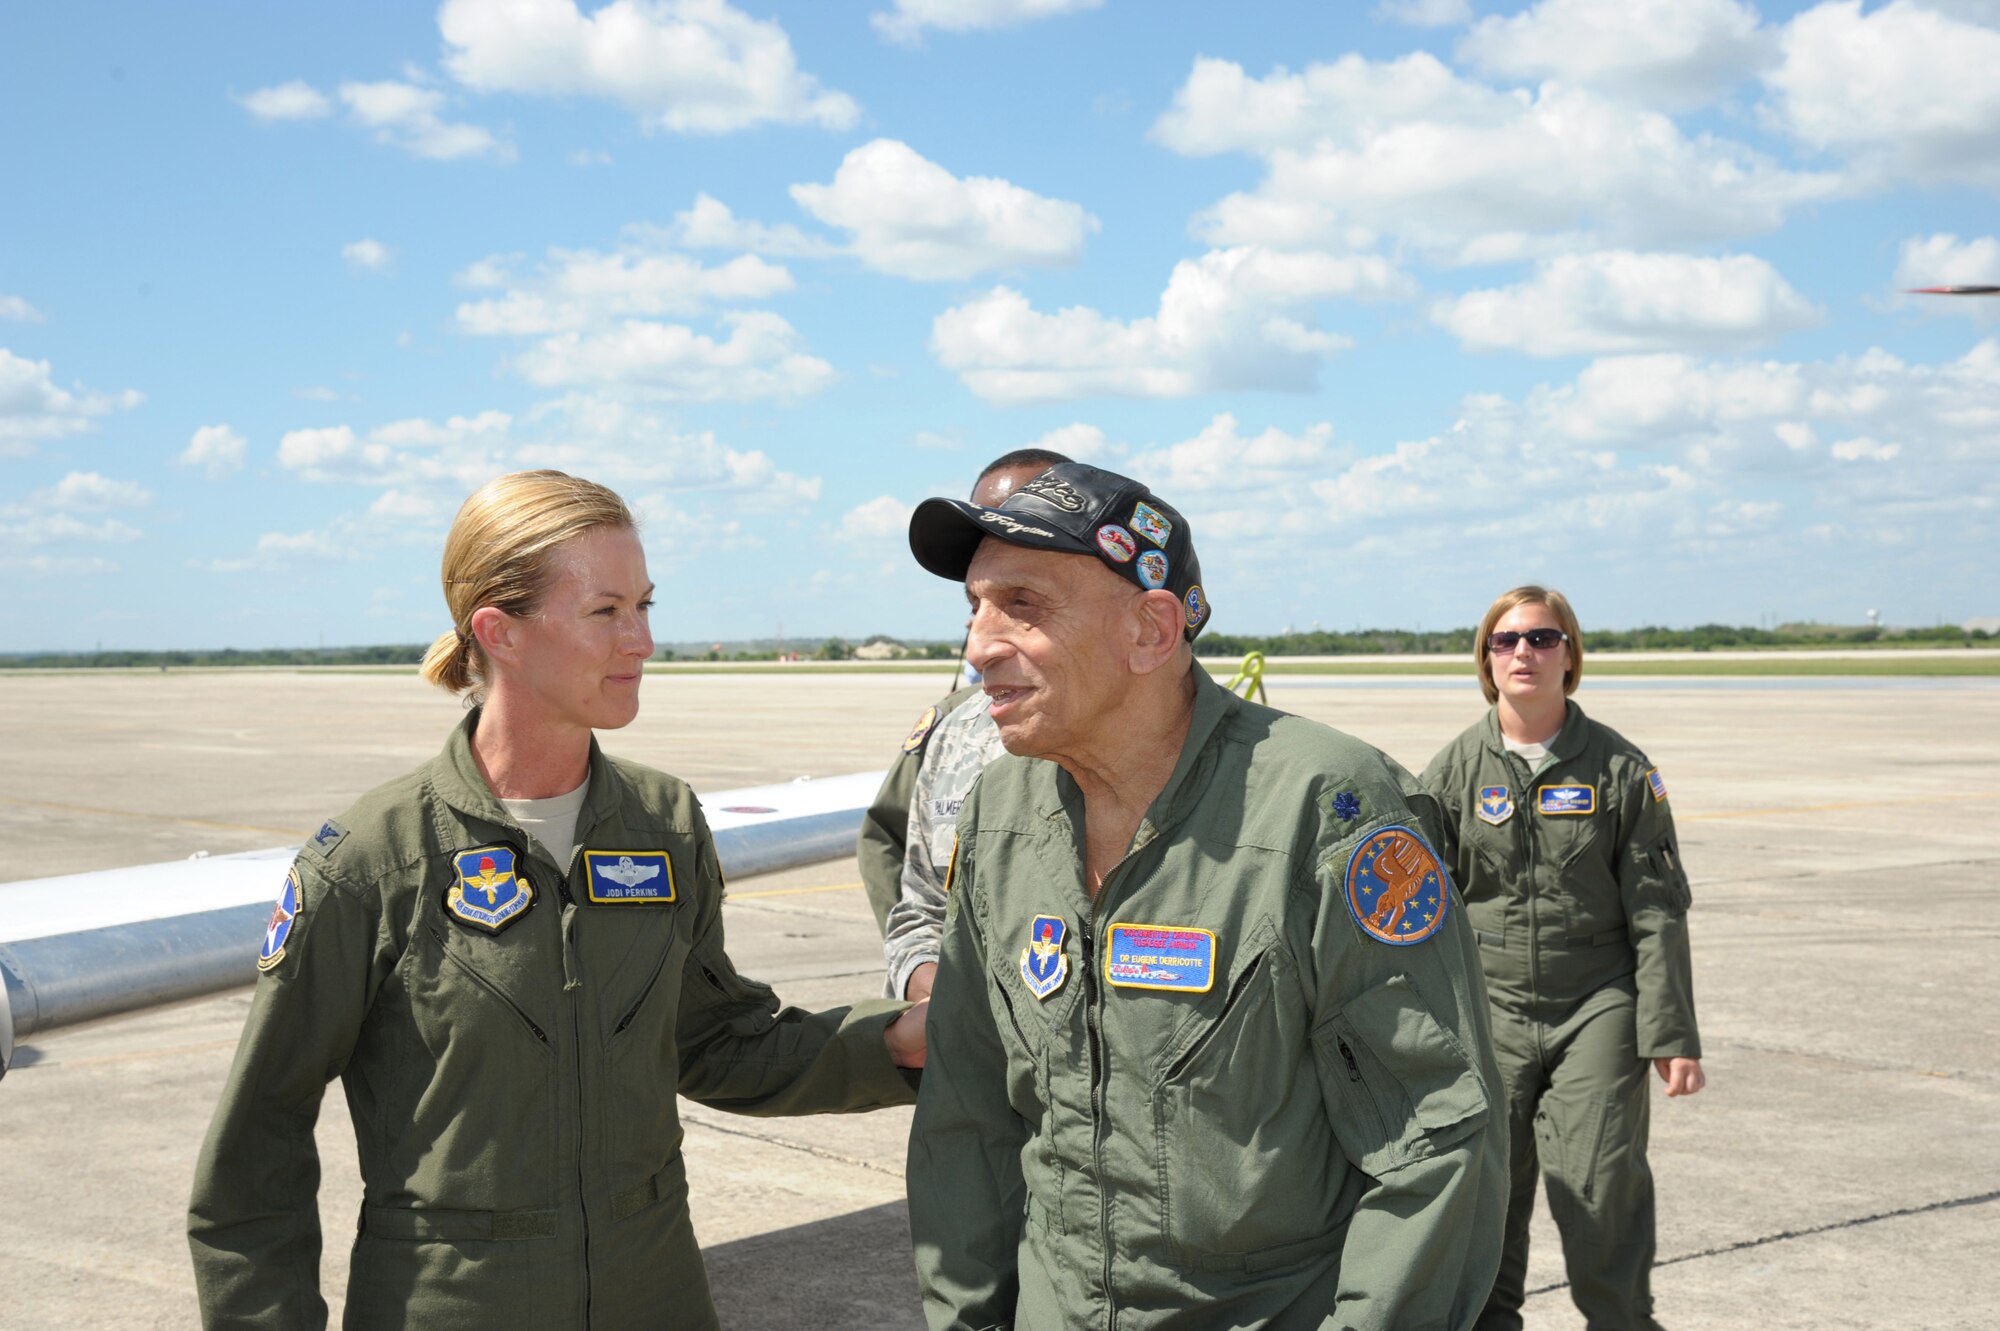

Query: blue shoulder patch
left=258, top=867, right=301, bottom=972
left=1344, top=825, right=1450, bottom=946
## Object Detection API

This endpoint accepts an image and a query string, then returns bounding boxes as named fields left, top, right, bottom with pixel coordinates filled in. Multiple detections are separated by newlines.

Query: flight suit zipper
left=1079, top=924, right=1116, bottom=1330
left=424, top=925, right=551, bottom=1047
left=555, top=860, right=592, bottom=1329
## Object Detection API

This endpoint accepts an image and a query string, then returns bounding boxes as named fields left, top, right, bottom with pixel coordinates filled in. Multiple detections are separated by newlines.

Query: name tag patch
left=585, top=850, right=675, bottom=903
left=448, top=845, right=535, bottom=934
left=1477, top=785, right=1513, bottom=825
left=1537, top=784, right=1596, bottom=816
left=1104, top=923, right=1216, bottom=992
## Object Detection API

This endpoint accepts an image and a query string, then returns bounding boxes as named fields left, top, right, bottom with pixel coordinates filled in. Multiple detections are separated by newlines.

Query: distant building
left=854, top=640, right=910, bottom=660
left=1964, top=617, right=2000, bottom=635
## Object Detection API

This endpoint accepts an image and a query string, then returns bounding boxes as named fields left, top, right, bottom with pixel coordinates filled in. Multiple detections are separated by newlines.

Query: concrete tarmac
left=1, top=667, right=1996, bottom=1330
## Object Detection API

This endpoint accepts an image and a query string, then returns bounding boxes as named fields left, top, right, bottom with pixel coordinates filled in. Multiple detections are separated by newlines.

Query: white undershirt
left=500, top=776, right=590, bottom=868
left=1501, top=735, right=1551, bottom=765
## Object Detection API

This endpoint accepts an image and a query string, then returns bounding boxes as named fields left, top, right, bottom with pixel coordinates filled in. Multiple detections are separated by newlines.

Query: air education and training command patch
left=1537, top=784, right=1596, bottom=816
left=585, top=850, right=675, bottom=904
left=1104, top=923, right=1216, bottom=992
left=257, top=867, right=301, bottom=972
left=447, top=845, right=534, bottom=934
left=1477, top=785, right=1513, bottom=825
left=1020, top=914, right=1069, bottom=1000
left=1345, top=826, right=1450, bottom=946
left=1647, top=768, right=1669, bottom=802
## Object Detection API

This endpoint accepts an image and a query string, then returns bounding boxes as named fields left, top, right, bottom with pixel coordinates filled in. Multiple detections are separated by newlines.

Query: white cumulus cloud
left=179, top=424, right=248, bottom=478
left=836, top=495, right=913, bottom=541
left=513, top=311, right=835, bottom=401
left=1896, top=232, right=2000, bottom=289
left=872, top=0, right=1102, bottom=45
left=236, top=80, right=333, bottom=121
left=790, top=139, right=1098, bottom=280
left=1374, top=0, right=1472, bottom=26
left=1764, top=0, right=2000, bottom=187
left=0, top=349, right=143, bottom=456
left=652, top=194, right=839, bottom=258
left=1436, top=251, right=1822, bottom=356
left=455, top=243, right=793, bottom=334
left=342, top=239, right=394, bottom=273
left=0, top=295, right=43, bottom=323
left=1458, top=0, right=1771, bottom=110
left=1154, top=54, right=1843, bottom=261
left=932, top=246, right=1408, bottom=403
left=338, top=80, right=512, bottom=161
left=438, top=0, right=859, bottom=134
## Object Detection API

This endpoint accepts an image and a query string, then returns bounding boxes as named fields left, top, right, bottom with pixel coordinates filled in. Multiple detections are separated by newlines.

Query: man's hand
left=1654, top=1056, right=1705, bottom=1097
left=904, top=962, right=939, bottom=1003
left=886, top=1001, right=929, bottom=1069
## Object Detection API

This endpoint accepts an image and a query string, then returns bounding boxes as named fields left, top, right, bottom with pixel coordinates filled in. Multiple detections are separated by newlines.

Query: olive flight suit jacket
left=189, top=710, right=916, bottom=1331
left=1419, top=702, right=1700, bottom=1060
left=909, top=667, right=1507, bottom=1331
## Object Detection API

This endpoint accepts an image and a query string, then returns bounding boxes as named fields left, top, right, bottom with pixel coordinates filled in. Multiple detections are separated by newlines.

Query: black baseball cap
left=908, top=462, right=1213, bottom=639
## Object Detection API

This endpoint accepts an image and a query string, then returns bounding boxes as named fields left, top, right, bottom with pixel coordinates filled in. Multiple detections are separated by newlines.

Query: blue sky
left=4, top=0, right=1998, bottom=652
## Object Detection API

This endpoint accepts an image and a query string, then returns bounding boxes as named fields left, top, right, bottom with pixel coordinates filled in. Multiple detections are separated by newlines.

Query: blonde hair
left=1474, top=585, right=1584, bottom=705
left=419, top=470, right=636, bottom=695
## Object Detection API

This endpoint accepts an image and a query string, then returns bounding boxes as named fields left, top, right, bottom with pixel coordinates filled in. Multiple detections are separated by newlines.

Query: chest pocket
left=1148, top=927, right=1338, bottom=1270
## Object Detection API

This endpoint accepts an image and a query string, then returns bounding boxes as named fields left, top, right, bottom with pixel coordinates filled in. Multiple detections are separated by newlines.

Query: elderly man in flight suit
left=902, top=463, right=1508, bottom=1330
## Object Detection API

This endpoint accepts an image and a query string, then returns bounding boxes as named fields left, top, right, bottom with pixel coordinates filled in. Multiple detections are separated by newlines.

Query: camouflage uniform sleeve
left=1306, top=769, right=1507, bottom=1330
left=1616, top=758, right=1702, bottom=1059
left=857, top=690, right=973, bottom=935
left=907, top=807, right=1025, bottom=1329
left=187, top=855, right=387, bottom=1331
left=883, top=703, right=992, bottom=999
left=677, top=810, right=918, bottom=1114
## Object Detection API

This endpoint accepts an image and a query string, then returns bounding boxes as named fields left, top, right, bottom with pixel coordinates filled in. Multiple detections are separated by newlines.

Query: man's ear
left=469, top=605, right=514, bottom=667
left=1128, top=590, right=1186, bottom=676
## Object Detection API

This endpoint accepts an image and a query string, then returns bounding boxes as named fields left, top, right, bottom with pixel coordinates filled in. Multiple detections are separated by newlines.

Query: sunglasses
left=1488, top=628, right=1568, bottom=653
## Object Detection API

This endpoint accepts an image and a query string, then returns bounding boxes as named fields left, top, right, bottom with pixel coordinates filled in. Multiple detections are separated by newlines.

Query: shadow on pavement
left=706, top=1200, right=926, bottom=1331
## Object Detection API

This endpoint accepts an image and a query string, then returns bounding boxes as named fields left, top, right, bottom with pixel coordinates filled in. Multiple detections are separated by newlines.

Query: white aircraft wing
left=0, top=771, right=887, bottom=1075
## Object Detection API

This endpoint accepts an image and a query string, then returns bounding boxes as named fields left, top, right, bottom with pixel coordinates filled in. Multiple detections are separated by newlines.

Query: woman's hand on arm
left=885, top=1000, right=929, bottom=1068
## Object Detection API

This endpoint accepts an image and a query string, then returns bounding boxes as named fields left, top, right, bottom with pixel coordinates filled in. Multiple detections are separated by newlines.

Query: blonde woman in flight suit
left=1421, top=586, right=1704, bottom=1331
left=189, top=470, right=926, bottom=1330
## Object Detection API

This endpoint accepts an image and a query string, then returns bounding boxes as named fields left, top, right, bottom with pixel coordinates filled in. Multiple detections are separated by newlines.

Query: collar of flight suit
left=428, top=705, right=627, bottom=854
left=1041, top=660, right=1240, bottom=853
left=1479, top=697, right=1591, bottom=768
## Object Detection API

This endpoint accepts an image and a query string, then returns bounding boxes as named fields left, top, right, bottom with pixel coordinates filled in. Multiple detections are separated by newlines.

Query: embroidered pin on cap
left=907, top=462, right=1213, bottom=640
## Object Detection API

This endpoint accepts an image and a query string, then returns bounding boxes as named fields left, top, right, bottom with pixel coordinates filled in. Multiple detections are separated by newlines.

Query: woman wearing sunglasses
left=1421, top=585, right=1703, bottom=1331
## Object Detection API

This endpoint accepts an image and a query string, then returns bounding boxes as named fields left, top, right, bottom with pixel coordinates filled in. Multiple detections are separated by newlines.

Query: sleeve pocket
left=1312, top=972, right=1489, bottom=1177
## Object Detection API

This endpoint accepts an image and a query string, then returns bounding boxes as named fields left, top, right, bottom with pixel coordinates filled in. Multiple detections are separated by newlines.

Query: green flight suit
left=188, top=710, right=917, bottom=1331
left=859, top=684, right=980, bottom=934
left=910, top=667, right=1507, bottom=1330
left=1420, top=703, right=1699, bottom=1331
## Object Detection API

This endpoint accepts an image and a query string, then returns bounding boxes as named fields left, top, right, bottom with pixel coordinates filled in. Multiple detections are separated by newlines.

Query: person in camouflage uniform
left=883, top=691, right=1000, bottom=1001
left=1422, top=586, right=1704, bottom=1331
left=902, top=463, right=1507, bottom=1330
left=857, top=448, right=1069, bottom=949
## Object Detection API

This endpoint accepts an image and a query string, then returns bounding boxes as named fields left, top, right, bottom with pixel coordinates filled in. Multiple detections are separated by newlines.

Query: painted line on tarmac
left=1526, top=1188, right=2000, bottom=1299
left=0, top=794, right=298, bottom=839
left=1681, top=790, right=2000, bottom=822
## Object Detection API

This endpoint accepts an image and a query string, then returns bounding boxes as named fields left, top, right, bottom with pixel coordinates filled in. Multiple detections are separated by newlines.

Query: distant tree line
left=2, top=622, right=1988, bottom=670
